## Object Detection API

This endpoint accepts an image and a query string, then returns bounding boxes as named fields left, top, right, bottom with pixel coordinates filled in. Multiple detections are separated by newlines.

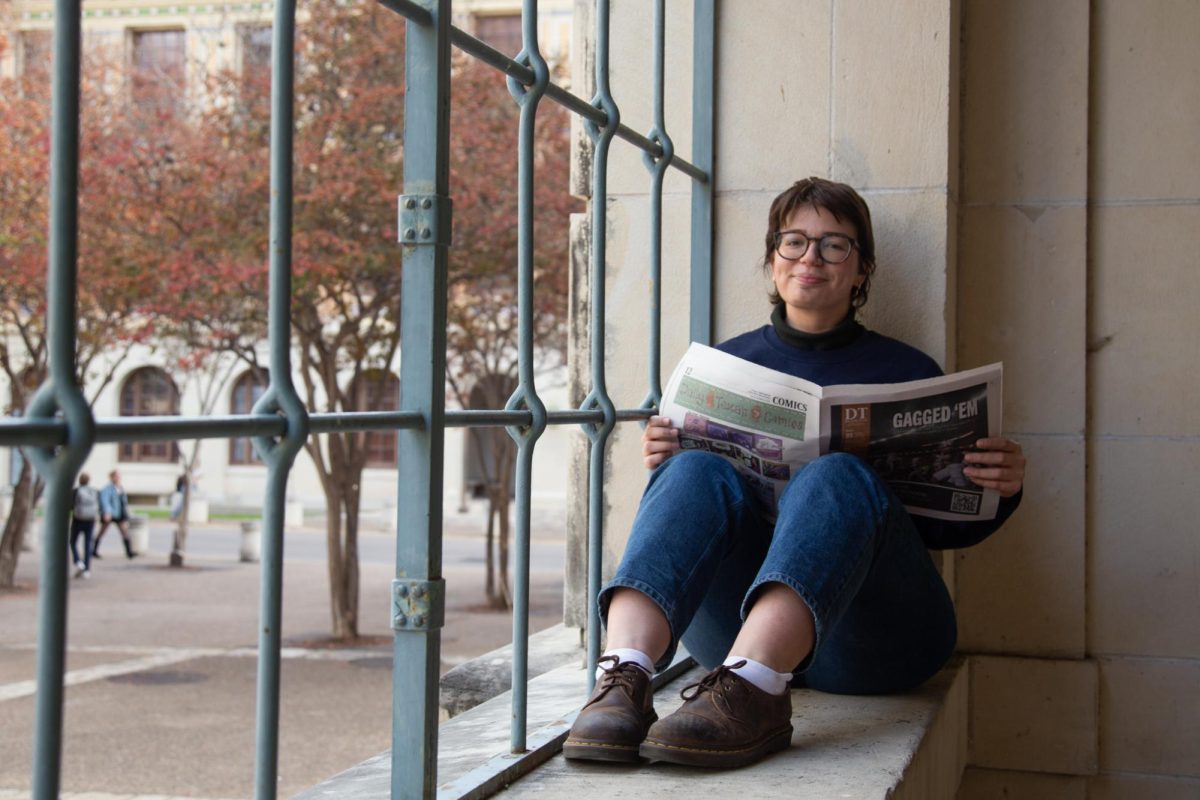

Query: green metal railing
left=0, top=0, right=714, bottom=797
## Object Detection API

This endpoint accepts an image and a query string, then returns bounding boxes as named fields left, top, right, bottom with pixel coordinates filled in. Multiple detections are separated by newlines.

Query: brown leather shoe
left=563, top=655, right=657, bottom=763
left=638, top=661, right=792, bottom=768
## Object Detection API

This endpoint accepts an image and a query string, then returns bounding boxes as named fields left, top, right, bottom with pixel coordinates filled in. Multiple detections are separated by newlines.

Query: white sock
left=597, top=648, right=654, bottom=679
left=724, top=655, right=791, bottom=695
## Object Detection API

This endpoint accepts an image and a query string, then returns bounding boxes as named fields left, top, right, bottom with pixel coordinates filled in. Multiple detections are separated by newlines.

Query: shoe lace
left=679, top=660, right=747, bottom=721
left=584, top=655, right=646, bottom=707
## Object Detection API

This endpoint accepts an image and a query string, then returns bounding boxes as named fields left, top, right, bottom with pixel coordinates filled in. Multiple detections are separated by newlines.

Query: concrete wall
left=572, top=0, right=1200, bottom=795
left=956, top=1, right=1200, bottom=796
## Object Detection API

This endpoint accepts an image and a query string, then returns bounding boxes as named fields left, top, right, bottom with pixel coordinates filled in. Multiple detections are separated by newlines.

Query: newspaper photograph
left=660, top=343, right=1003, bottom=522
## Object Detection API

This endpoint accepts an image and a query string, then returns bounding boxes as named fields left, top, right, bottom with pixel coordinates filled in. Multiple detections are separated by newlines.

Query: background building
left=0, top=0, right=575, bottom=519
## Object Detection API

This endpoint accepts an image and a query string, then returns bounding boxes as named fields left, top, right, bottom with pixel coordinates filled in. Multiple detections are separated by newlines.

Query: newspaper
left=660, top=343, right=1003, bottom=522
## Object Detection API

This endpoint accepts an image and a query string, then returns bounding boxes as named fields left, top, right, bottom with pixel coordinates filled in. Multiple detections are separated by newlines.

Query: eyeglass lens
left=776, top=233, right=854, bottom=263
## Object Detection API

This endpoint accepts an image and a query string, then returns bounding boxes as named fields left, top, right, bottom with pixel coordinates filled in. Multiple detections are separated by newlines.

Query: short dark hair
left=762, top=177, right=877, bottom=309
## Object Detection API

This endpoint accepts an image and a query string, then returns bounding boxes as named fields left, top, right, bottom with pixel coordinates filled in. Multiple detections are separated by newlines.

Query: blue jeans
left=70, top=518, right=95, bottom=570
left=599, top=451, right=956, bottom=695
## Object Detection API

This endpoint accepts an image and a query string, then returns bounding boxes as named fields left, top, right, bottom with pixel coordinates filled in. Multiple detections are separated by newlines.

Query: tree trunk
left=338, top=488, right=361, bottom=639
left=325, top=491, right=347, bottom=637
left=0, top=461, right=35, bottom=588
left=484, top=495, right=496, bottom=601
left=326, top=482, right=361, bottom=641
left=497, top=489, right=512, bottom=609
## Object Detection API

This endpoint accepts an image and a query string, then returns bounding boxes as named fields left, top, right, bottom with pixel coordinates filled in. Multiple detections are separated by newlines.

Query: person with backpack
left=94, top=469, right=136, bottom=560
left=70, top=472, right=100, bottom=578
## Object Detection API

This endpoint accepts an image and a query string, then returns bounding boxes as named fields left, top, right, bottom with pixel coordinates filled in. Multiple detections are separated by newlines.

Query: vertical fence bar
left=504, top=0, right=550, bottom=754
left=690, top=0, right=716, bottom=345
left=250, top=2, right=309, bottom=797
left=393, top=1, right=451, bottom=796
left=580, top=0, right=620, bottom=694
left=641, top=0, right=673, bottom=410
left=27, top=2, right=95, bottom=797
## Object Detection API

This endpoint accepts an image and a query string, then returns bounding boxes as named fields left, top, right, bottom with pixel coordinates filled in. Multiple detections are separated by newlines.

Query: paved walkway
left=0, top=509, right=565, bottom=799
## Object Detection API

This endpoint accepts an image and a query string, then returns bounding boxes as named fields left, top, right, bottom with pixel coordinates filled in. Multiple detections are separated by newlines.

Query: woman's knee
left=801, top=451, right=874, bottom=482
left=651, top=450, right=744, bottom=491
left=781, top=452, right=887, bottom=504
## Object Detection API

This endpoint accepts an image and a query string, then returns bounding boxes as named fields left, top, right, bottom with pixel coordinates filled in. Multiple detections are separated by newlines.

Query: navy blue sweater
left=717, top=320, right=1020, bottom=549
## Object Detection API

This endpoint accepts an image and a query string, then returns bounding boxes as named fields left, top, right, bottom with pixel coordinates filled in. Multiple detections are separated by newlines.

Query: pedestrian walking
left=93, top=469, right=136, bottom=559
left=169, top=473, right=187, bottom=521
left=69, top=472, right=100, bottom=578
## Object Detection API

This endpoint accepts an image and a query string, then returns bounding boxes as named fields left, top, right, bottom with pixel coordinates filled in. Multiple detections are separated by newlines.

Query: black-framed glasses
left=774, top=230, right=857, bottom=264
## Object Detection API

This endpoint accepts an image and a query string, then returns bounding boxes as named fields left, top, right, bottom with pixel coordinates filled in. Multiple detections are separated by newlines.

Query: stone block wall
left=567, top=2, right=1199, bottom=795
left=956, top=1, right=1200, bottom=795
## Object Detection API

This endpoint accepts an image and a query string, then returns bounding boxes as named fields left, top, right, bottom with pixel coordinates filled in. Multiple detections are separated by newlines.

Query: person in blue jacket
left=94, top=469, right=136, bottom=560
left=565, top=177, right=1026, bottom=769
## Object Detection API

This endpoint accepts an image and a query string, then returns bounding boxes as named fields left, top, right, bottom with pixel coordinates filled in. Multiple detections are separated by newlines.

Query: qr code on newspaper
left=950, top=492, right=980, bottom=515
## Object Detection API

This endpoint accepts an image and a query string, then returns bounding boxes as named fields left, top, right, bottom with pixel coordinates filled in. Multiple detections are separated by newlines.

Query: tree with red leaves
left=0, top=52, right=160, bottom=587
left=445, top=58, right=578, bottom=608
left=1, top=3, right=577, bottom=631
left=180, top=3, right=577, bottom=631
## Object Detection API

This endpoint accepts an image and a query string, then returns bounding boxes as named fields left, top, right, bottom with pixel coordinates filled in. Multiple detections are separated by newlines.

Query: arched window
left=353, top=370, right=400, bottom=468
left=118, top=367, right=179, bottom=463
left=464, top=375, right=517, bottom=498
left=229, top=369, right=268, bottom=465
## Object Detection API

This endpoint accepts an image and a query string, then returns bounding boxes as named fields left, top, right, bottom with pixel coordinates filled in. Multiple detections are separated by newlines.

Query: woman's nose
left=799, top=241, right=824, bottom=265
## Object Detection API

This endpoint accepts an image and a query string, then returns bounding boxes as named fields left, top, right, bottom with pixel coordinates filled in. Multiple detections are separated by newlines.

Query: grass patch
left=211, top=511, right=264, bottom=522
left=130, top=507, right=266, bottom=523
left=35, top=506, right=272, bottom=523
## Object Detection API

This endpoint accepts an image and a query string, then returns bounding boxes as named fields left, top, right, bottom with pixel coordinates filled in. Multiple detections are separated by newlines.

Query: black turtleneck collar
left=770, top=303, right=865, bottom=351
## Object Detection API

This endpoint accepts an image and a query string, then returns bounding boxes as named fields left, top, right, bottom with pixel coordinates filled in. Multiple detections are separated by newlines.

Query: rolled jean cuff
left=741, top=572, right=825, bottom=674
left=598, top=578, right=681, bottom=673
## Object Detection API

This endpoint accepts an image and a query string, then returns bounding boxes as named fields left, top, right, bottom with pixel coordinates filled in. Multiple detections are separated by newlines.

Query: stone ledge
left=440, top=624, right=584, bottom=718
left=296, top=657, right=968, bottom=799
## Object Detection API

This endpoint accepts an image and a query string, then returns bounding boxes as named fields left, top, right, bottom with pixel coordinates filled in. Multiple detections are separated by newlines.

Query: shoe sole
left=562, top=739, right=643, bottom=763
left=638, top=725, right=793, bottom=769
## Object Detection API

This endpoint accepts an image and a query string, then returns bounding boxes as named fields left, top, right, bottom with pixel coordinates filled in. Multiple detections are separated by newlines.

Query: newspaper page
left=819, top=363, right=1003, bottom=522
left=660, top=345, right=823, bottom=512
left=660, top=343, right=1003, bottom=522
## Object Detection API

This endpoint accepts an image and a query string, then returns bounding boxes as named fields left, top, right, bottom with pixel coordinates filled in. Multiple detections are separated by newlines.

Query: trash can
left=239, top=520, right=261, bottom=563
left=285, top=500, right=304, bottom=528
left=127, top=516, right=149, bottom=555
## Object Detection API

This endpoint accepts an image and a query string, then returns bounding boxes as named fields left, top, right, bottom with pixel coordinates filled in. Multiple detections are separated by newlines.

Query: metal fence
left=0, top=0, right=714, bottom=797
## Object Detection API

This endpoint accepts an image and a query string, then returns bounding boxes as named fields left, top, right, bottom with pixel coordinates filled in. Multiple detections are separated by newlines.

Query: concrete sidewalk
left=0, top=513, right=565, bottom=799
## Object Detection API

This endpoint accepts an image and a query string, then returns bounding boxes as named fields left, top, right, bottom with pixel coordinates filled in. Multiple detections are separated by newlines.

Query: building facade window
left=353, top=370, right=400, bottom=468
left=131, top=28, right=186, bottom=109
left=20, top=30, right=52, bottom=79
left=463, top=375, right=517, bottom=498
left=474, top=14, right=522, bottom=56
left=118, top=367, right=180, bottom=463
left=229, top=370, right=268, bottom=465
left=238, top=24, right=272, bottom=93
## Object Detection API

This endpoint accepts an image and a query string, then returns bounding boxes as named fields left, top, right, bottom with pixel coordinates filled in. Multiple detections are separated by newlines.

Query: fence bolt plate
left=391, top=579, right=445, bottom=632
left=398, top=194, right=451, bottom=247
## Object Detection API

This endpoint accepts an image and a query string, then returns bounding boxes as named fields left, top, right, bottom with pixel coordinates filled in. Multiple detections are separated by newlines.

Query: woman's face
left=770, top=204, right=865, bottom=333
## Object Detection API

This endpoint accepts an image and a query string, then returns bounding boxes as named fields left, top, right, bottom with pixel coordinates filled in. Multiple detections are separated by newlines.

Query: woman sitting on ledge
left=564, top=177, right=1026, bottom=769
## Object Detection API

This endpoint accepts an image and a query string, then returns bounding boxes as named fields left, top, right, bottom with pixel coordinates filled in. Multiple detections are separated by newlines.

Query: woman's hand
left=963, top=437, right=1026, bottom=497
left=642, top=415, right=680, bottom=470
